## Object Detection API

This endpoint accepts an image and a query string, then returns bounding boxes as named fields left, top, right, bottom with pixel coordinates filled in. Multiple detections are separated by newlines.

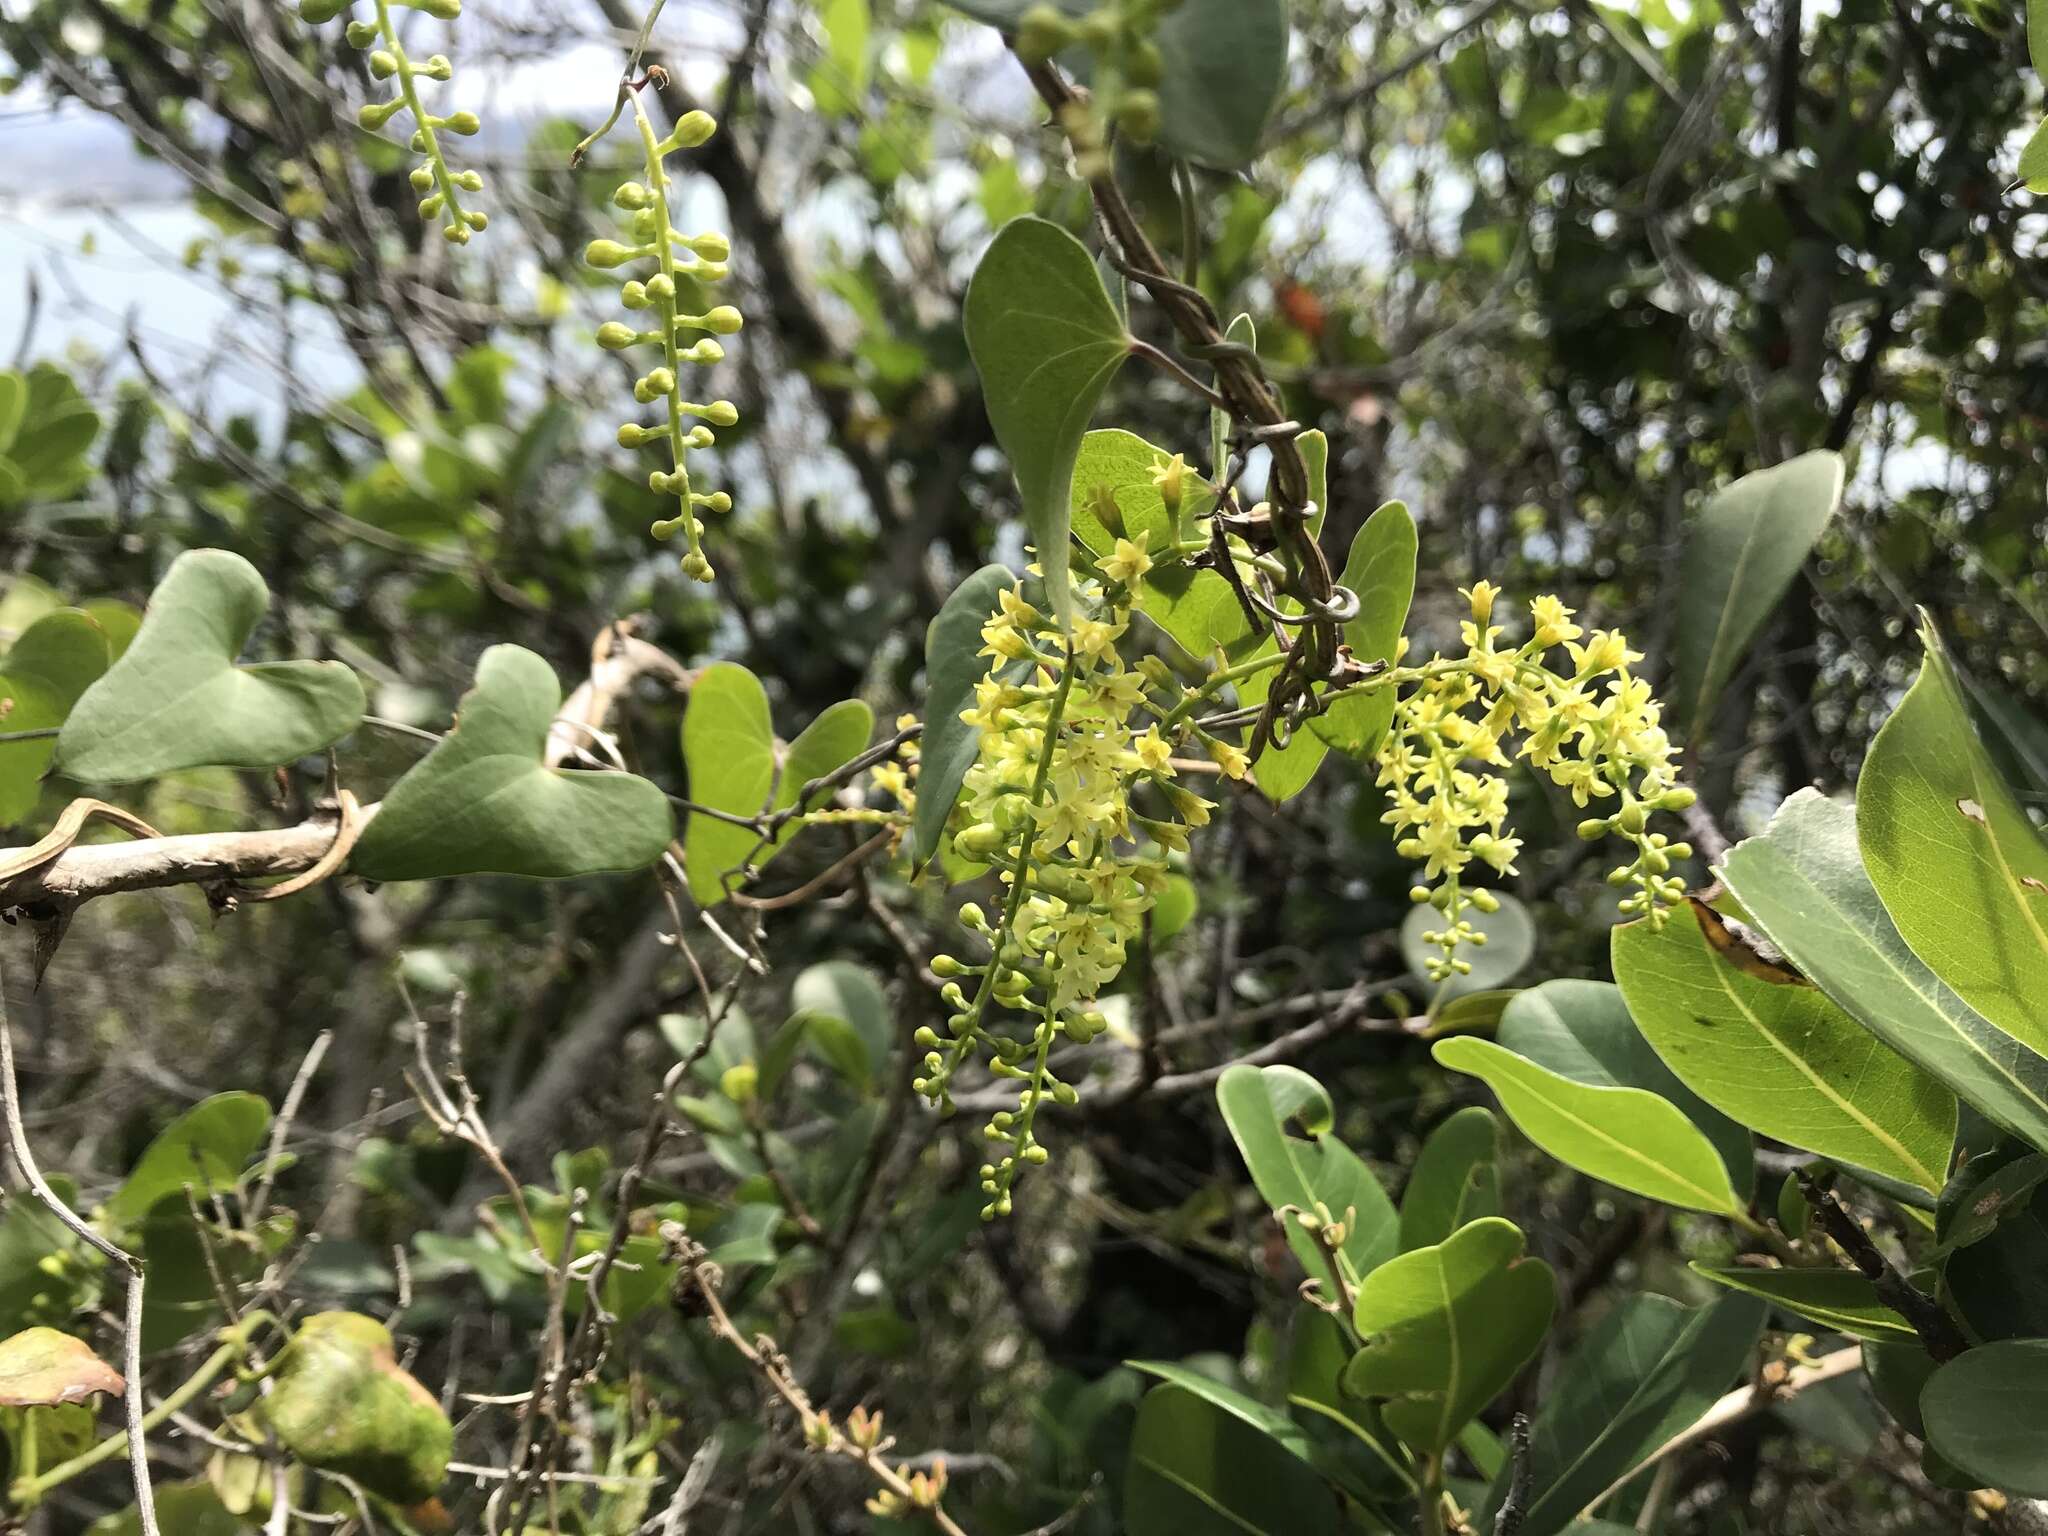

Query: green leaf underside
left=1857, top=620, right=2048, bottom=1060
left=1920, top=1340, right=2048, bottom=1496
left=1723, top=788, right=2048, bottom=1152
left=1216, top=1064, right=1397, bottom=1282
left=914, top=564, right=1016, bottom=864
left=1343, top=1217, right=1557, bottom=1454
left=1498, top=978, right=1755, bottom=1195
left=1479, top=1294, right=1766, bottom=1536
left=1612, top=902, right=1956, bottom=1193
left=352, top=645, right=672, bottom=882
left=1434, top=1037, right=1744, bottom=1214
left=964, top=218, right=1130, bottom=627
left=58, top=549, right=364, bottom=783
left=1672, top=451, right=1843, bottom=740
left=0, top=610, right=114, bottom=824
left=1125, top=1381, right=1342, bottom=1536
left=1690, top=1264, right=1919, bottom=1342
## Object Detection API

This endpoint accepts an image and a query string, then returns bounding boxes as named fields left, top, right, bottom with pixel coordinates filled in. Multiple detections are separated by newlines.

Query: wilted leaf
left=264, top=1312, right=453, bottom=1504
left=0, top=1327, right=123, bottom=1405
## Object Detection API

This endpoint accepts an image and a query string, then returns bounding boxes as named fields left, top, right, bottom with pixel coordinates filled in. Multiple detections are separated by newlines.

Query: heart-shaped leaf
left=1217, top=1063, right=1397, bottom=1283
left=0, top=1328, right=124, bottom=1406
left=1724, top=788, right=2048, bottom=1152
left=682, top=662, right=774, bottom=907
left=1342, top=1217, right=1556, bottom=1455
left=352, top=645, right=673, bottom=881
left=1690, top=1264, right=1919, bottom=1342
left=1858, top=618, right=2048, bottom=1060
left=1613, top=902, right=1956, bottom=1194
left=767, top=698, right=874, bottom=855
left=57, top=550, right=364, bottom=783
left=913, top=564, right=1017, bottom=866
left=965, top=217, right=1131, bottom=627
left=264, top=1312, right=452, bottom=1504
left=1433, top=1036, right=1746, bottom=1216
left=1920, top=1339, right=2048, bottom=1496
left=1672, top=451, right=1843, bottom=741
left=1398, top=1105, right=1502, bottom=1253
left=1311, top=499, right=1417, bottom=758
left=0, top=610, right=115, bottom=824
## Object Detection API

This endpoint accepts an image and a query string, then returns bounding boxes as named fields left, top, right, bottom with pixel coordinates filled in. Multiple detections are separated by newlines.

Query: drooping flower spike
left=297, top=0, right=488, bottom=244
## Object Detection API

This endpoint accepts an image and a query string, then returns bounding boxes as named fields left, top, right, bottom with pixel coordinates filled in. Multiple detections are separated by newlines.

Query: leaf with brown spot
left=0, top=1327, right=123, bottom=1406
left=263, top=1312, right=451, bottom=1504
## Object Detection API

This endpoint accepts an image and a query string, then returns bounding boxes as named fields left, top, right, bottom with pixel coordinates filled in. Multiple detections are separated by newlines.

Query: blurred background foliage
left=0, top=0, right=2044, bottom=1528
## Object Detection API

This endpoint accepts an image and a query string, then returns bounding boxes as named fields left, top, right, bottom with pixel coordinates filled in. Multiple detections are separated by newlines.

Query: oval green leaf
left=1920, top=1340, right=2048, bottom=1496
left=1310, top=499, right=1416, bottom=758
left=0, top=610, right=115, bottom=824
left=1397, top=1105, right=1501, bottom=1254
left=1125, top=1380, right=1342, bottom=1536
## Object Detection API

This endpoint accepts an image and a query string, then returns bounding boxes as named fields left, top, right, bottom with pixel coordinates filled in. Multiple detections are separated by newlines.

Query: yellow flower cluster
left=1379, top=582, right=1694, bottom=981
left=590, top=98, right=741, bottom=583
left=919, top=549, right=1214, bottom=1218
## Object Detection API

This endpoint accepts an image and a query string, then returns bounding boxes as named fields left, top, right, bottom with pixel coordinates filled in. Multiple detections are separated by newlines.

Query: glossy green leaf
left=1938, top=1145, right=2048, bottom=1341
left=1933, top=1151, right=2048, bottom=1257
left=913, top=564, right=1015, bottom=865
left=264, top=1312, right=452, bottom=1504
left=1498, top=978, right=1754, bottom=1196
left=2022, top=117, right=2048, bottom=193
left=1068, top=429, right=1237, bottom=661
left=1672, top=450, right=1842, bottom=740
left=964, top=217, right=1130, bottom=626
left=1125, top=1381, right=1342, bottom=1536
left=1724, top=788, right=2048, bottom=1151
left=1479, top=1294, right=1766, bottom=1536
left=1920, top=1340, right=2048, bottom=1496
left=0, top=610, right=114, bottom=824
left=1311, top=500, right=1416, bottom=758
left=353, top=645, right=672, bottom=882
left=1858, top=619, right=2048, bottom=1059
left=2031, top=0, right=2048, bottom=78
left=1398, top=1105, right=1501, bottom=1253
left=1402, top=890, right=1534, bottom=1001
left=1863, top=1339, right=1937, bottom=1438
left=681, top=661, right=775, bottom=906
left=1690, top=1264, right=1918, bottom=1342
left=767, top=698, right=875, bottom=856
left=0, top=1327, right=123, bottom=1406
left=1342, top=1217, right=1555, bottom=1455
left=1612, top=902, right=1956, bottom=1194
left=105, top=1092, right=270, bottom=1232
left=57, top=550, right=364, bottom=782
left=941, top=0, right=1287, bottom=168
left=1433, top=1037, right=1745, bottom=1215
left=1216, top=1063, right=1397, bottom=1283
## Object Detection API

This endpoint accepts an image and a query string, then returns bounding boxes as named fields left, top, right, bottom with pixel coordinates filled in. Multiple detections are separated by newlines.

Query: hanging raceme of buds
left=589, top=94, right=742, bottom=583
left=919, top=549, right=1224, bottom=1218
left=1376, top=583, right=1695, bottom=982
left=1013, top=0, right=1174, bottom=171
left=298, top=0, right=488, bottom=244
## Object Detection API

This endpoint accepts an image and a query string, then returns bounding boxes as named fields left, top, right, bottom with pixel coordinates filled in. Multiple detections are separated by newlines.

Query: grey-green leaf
left=1612, top=902, right=1956, bottom=1194
left=1402, top=891, right=1535, bottom=1001
left=1432, top=1036, right=1745, bottom=1215
left=1672, top=451, right=1843, bottom=741
left=1723, top=788, right=2048, bottom=1152
left=1857, top=617, right=2048, bottom=1061
left=913, top=565, right=1016, bottom=866
left=351, top=646, right=673, bottom=882
left=58, top=550, right=364, bottom=782
left=964, top=218, right=1130, bottom=626
left=1920, top=1340, right=2048, bottom=1496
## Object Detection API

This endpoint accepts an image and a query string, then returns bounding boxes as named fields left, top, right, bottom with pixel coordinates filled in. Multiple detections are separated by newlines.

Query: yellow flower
left=1133, top=726, right=1174, bottom=773
left=1207, top=738, right=1251, bottom=779
left=1530, top=595, right=1581, bottom=648
left=1097, top=533, right=1154, bottom=585
left=1462, top=580, right=1501, bottom=623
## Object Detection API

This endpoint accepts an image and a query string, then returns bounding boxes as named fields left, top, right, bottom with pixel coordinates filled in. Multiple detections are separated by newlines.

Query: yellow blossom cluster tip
left=918, top=556, right=1214, bottom=1217
left=591, top=98, right=741, bottom=583
left=1378, top=582, right=1695, bottom=982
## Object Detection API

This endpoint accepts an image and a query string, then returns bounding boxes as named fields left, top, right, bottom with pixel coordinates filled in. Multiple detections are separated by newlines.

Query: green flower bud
left=1015, top=3, right=1075, bottom=63
left=1023, top=1144, right=1050, bottom=1165
left=684, top=426, right=716, bottom=449
left=443, top=221, right=471, bottom=245
left=344, top=19, right=378, bottom=45
left=453, top=169, right=484, bottom=192
left=1657, top=787, right=1698, bottom=811
left=954, top=823, right=1007, bottom=861
left=418, top=193, right=444, bottom=219
left=358, top=98, right=404, bottom=130
left=621, top=280, right=651, bottom=310
left=680, top=550, right=714, bottom=581
left=1116, top=89, right=1161, bottom=142
left=630, top=208, right=660, bottom=242
left=958, top=903, right=989, bottom=931
left=300, top=0, right=350, bottom=22
left=463, top=209, right=489, bottom=232
left=368, top=49, right=399, bottom=78
left=645, top=273, right=676, bottom=303
left=681, top=339, right=726, bottom=365
left=584, top=238, right=640, bottom=269
left=1469, top=888, right=1501, bottom=913
left=612, top=180, right=653, bottom=210
left=618, top=423, right=651, bottom=448
left=701, top=305, right=744, bottom=333
left=597, top=321, right=641, bottom=351
left=682, top=231, right=730, bottom=260
left=633, top=368, right=676, bottom=402
left=409, top=165, right=435, bottom=191
left=420, top=53, right=453, bottom=80
left=1128, top=38, right=1164, bottom=86
left=699, top=400, right=739, bottom=427
left=720, top=1061, right=757, bottom=1105
left=408, top=0, right=461, bottom=19
left=1577, top=816, right=1611, bottom=840
left=672, top=110, right=718, bottom=148
left=1617, top=799, right=1648, bottom=835
left=441, top=111, right=481, bottom=136
left=914, top=1027, right=940, bottom=1048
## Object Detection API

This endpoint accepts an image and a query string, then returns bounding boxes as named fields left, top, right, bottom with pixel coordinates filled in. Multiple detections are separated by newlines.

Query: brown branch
left=1797, top=1171, right=1966, bottom=1361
